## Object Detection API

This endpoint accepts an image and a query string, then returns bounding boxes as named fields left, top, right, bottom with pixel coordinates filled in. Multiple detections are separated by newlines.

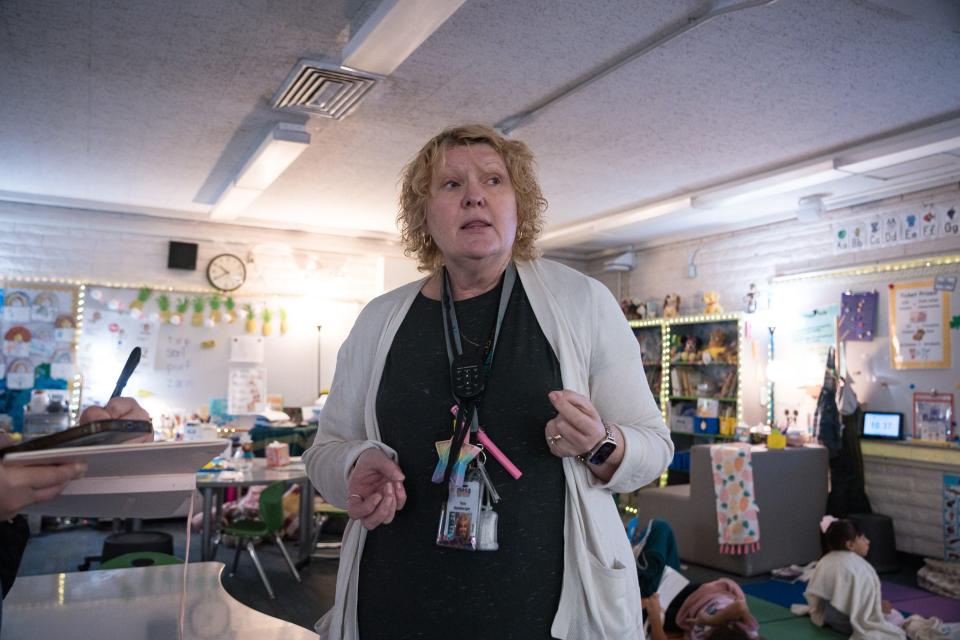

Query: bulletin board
left=75, top=286, right=328, bottom=417
left=770, top=258, right=960, bottom=435
left=0, top=281, right=79, bottom=429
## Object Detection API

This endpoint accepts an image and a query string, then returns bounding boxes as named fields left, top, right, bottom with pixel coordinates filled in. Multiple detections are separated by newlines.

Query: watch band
left=577, top=422, right=617, bottom=465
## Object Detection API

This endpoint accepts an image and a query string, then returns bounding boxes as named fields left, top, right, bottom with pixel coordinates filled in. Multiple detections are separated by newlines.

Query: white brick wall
left=0, top=200, right=412, bottom=300
left=0, top=200, right=419, bottom=392
left=864, top=459, right=948, bottom=558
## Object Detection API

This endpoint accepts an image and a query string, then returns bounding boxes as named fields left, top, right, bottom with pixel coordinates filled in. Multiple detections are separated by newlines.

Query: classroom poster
left=888, top=280, right=951, bottom=369
left=227, top=365, right=267, bottom=415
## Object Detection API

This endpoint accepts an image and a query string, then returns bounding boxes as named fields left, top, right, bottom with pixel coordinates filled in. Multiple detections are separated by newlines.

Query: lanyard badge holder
left=435, top=264, right=514, bottom=552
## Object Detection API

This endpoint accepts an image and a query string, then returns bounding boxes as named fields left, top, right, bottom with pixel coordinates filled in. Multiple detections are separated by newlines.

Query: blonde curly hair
left=397, top=124, right=547, bottom=272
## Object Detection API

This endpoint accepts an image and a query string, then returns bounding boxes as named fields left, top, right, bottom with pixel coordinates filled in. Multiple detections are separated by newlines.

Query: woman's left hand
left=545, top=390, right=624, bottom=481
left=544, top=390, right=605, bottom=459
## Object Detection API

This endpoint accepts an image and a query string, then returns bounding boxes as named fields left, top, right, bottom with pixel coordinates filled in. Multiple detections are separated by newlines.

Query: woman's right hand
left=0, top=433, right=87, bottom=520
left=346, top=448, right=407, bottom=530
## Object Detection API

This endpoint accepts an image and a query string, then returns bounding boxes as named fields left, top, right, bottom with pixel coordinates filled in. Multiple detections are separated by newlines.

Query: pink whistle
left=477, top=429, right=522, bottom=480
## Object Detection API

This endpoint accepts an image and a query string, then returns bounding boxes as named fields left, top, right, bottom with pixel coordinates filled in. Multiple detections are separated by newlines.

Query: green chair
left=213, top=481, right=301, bottom=599
left=100, top=551, right=182, bottom=570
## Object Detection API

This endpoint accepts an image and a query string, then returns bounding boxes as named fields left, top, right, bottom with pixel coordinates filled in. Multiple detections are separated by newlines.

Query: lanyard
left=439, top=262, right=516, bottom=485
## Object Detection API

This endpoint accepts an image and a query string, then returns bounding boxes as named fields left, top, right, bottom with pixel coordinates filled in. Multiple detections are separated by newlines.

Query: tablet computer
left=861, top=411, right=904, bottom=440
left=0, top=419, right=153, bottom=457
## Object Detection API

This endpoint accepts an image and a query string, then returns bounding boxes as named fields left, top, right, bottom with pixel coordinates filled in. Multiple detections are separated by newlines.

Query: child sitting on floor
left=803, top=516, right=905, bottom=639
left=633, top=519, right=760, bottom=640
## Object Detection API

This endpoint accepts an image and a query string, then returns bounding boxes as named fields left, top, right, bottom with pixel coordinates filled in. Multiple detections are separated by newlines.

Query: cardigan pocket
left=584, top=551, right=637, bottom=638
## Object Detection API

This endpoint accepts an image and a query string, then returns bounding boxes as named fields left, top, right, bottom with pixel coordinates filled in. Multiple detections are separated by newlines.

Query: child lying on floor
left=633, top=519, right=760, bottom=640
left=643, top=580, right=760, bottom=640
left=803, top=516, right=905, bottom=639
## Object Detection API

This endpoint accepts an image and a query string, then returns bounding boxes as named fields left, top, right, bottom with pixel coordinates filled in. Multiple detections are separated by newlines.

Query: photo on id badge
left=438, top=479, right=481, bottom=549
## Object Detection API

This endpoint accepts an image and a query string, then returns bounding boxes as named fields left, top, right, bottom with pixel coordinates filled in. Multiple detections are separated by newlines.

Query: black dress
left=358, top=279, right=565, bottom=639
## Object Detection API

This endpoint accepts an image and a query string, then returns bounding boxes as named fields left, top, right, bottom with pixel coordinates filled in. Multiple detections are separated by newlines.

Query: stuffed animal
left=678, top=335, right=700, bottom=363
left=703, top=291, right=723, bottom=314
left=633, top=298, right=647, bottom=320
left=663, top=293, right=681, bottom=318
left=702, top=329, right=728, bottom=364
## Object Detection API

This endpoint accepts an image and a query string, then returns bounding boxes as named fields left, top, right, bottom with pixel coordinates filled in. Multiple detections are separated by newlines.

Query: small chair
left=312, top=498, right=348, bottom=559
left=213, top=481, right=300, bottom=599
left=78, top=530, right=175, bottom=571
left=100, top=551, right=182, bottom=570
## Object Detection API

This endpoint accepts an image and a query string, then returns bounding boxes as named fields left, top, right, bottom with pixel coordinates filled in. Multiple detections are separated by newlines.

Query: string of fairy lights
left=630, top=311, right=745, bottom=431
left=1, top=274, right=301, bottom=426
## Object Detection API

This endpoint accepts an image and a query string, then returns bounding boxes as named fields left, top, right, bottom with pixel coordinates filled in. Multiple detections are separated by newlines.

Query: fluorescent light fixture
left=835, top=119, right=960, bottom=175
left=210, top=123, right=311, bottom=221
left=539, top=197, right=690, bottom=246
left=690, top=160, right=847, bottom=210
left=820, top=169, right=960, bottom=211
left=235, top=124, right=311, bottom=190
left=210, top=186, right=262, bottom=220
left=342, top=0, right=466, bottom=75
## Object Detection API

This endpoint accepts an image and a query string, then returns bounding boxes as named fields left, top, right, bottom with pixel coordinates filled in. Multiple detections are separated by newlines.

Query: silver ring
left=347, top=493, right=363, bottom=502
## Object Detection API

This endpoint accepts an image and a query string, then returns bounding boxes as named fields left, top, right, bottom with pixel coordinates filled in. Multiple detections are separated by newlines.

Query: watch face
left=588, top=441, right=617, bottom=466
left=206, top=254, right=246, bottom=292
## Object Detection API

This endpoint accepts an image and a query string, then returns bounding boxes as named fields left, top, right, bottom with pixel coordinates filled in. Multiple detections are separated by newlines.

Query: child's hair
left=822, top=518, right=863, bottom=553
left=705, top=624, right=758, bottom=640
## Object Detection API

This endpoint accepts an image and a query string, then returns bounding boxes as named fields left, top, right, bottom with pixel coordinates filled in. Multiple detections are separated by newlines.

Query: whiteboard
left=75, top=287, right=352, bottom=415
left=771, top=265, right=959, bottom=435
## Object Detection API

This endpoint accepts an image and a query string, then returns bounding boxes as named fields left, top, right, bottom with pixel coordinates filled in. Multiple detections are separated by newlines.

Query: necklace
left=459, top=331, right=483, bottom=349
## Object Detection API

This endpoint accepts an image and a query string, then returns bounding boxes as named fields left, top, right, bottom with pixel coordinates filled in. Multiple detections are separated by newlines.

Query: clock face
left=206, top=254, right=246, bottom=291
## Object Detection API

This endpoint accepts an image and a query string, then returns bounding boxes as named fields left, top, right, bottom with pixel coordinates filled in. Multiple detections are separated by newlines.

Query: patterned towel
left=710, top=443, right=761, bottom=554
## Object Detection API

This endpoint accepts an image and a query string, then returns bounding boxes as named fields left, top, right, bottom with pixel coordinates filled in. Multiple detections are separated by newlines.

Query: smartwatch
left=577, top=422, right=618, bottom=466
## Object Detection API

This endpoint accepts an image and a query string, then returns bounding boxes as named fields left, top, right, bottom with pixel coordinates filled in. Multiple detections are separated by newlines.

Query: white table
left=1, top=562, right=317, bottom=639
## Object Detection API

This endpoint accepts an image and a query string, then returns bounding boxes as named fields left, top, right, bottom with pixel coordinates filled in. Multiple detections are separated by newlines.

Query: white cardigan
left=303, top=258, right=673, bottom=639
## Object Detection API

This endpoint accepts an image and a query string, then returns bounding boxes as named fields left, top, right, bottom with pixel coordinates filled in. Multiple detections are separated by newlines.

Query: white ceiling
left=1, top=0, right=958, bottom=256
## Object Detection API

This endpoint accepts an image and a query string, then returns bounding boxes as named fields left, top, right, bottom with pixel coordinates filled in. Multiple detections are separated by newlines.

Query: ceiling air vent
left=271, top=60, right=380, bottom=120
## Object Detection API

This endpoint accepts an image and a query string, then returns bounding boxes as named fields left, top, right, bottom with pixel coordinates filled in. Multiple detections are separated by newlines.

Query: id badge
left=436, top=477, right=482, bottom=550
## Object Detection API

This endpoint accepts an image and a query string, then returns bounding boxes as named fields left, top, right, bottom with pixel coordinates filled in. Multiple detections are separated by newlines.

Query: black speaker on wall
left=168, top=241, right=198, bottom=270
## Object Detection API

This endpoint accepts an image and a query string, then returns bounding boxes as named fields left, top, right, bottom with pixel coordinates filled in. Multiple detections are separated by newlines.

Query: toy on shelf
left=678, top=335, right=700, bottom=363
left=703, top=291, right=723, bottom=314
left=701, top=329, right=728, bottom=364
left=663, top=293, right=681, bottom=318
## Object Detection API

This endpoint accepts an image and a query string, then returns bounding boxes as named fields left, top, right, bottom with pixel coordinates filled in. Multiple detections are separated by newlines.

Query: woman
left=303, top=124, right=672, bottom=639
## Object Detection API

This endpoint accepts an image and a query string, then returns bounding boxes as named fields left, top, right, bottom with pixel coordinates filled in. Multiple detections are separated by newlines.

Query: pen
left=110, top=347, right=142, bottom=399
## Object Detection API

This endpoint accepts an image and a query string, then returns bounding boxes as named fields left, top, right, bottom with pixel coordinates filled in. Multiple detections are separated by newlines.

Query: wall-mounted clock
left=206, top=253, right=246, bottom=292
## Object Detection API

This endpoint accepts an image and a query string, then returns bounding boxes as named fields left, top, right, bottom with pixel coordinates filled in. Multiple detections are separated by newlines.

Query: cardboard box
left=670, top=415, right=694, bottom=433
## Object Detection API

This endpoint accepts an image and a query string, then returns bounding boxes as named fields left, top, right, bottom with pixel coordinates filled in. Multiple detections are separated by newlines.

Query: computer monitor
left=861, top=411, right=904, bottom=440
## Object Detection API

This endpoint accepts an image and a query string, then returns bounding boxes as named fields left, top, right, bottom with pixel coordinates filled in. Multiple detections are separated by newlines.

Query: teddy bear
left=703, top=291, right=723, bottom=314
left=663, top=293, right=681, bottom=318
left=701, top=329, right=728, bottom=364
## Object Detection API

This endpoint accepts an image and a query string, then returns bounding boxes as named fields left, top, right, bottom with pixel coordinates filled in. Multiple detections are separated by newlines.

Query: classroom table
left=196, top=458, right=313, bottom=568
left=0, top=562, right=316, bottom=639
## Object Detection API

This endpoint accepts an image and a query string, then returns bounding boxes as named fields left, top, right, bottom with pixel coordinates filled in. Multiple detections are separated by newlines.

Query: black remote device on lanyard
left=451, top=354, right=483, bottom=399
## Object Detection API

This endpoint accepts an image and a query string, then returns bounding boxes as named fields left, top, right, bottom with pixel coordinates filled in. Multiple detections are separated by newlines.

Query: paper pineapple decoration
left=130, top=287, right=152, bottom=318
left=261, top=308, right=273, bottom=337
left=157, top=294, right=171, bottom=324
left=244, top=304, right=257, bottom=334
left=225, top=297, right=237, bottom=324
left=209, top=295, right=222, bottom=324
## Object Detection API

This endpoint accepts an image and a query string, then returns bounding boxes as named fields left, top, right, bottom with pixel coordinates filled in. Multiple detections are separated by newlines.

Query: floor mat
left=892, top=595, right=960, bottom=622
left=741, top=580, right=807, bottom=609
left=882, top=581, right=936, bottom=602
left=757, top=617, right=846, bottom=639
left=745, top=594, right=795, bottom=623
